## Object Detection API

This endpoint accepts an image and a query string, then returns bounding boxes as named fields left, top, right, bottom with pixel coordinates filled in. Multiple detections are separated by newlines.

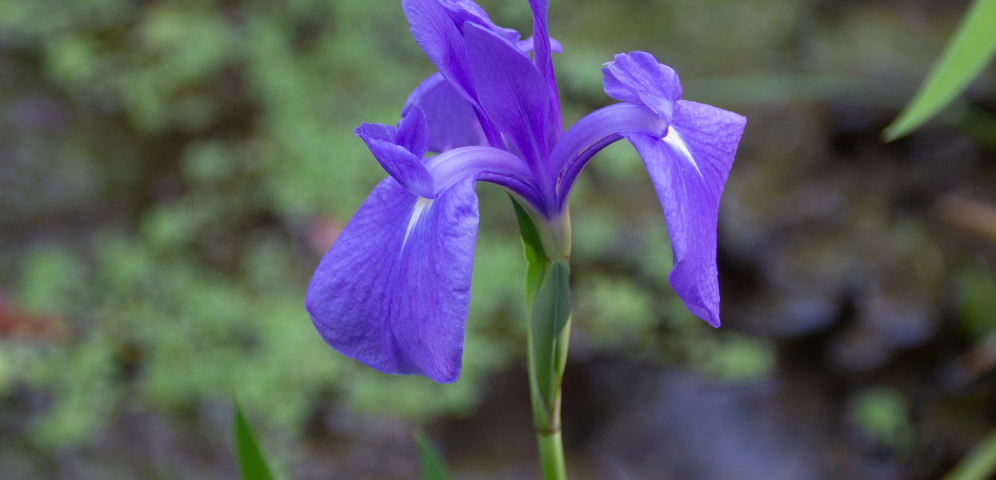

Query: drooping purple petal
left=624, top=100, right=746, bottom=327
left=305, top=177, right=479, bottom=383
left=602, top=52, right=682, bottom=125
left=355, top=112, right=435, bottom=199
left=526, top=0, right=561, bottom=138
left=402, top=73, right=488, bottom=152
left=464, top=23, right=553, bottom=198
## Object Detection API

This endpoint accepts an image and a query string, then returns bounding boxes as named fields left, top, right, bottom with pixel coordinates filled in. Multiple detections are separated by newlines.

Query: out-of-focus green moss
left=0, top=0, right=520, bottom=446
left=848, top=388, right=916, bottom=452
left=958, top=267, right=996, bottom=341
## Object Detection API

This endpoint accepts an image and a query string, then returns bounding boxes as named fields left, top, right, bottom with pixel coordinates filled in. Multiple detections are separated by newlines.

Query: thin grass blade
left=883, top=0, right=996, bottom=141
left=413, top=431, right=452, bottom=480
left=234, top=399, right=275, bottom=480
left=944, top=428, right=996, bottom=480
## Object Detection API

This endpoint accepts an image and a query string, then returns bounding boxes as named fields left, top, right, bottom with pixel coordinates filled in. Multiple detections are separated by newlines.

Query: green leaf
left=944, top=427, right=996, bottom=480
left=511, top=196, right=548, bottom=304
left=413, top=431, right=452, bottom=480
left=234, top=399, right=275, bottom=480
left=884, top=0, right=996, bottom=141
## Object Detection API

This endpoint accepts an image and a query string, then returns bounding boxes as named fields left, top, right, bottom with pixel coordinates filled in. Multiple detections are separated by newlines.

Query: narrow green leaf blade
left=234, top=399, right=274, bottom=480
left=884, top=0, right=996, bottom=141
left=413, top=431, right=452, bottom=480
left=944, top=427, right=996, bottom=480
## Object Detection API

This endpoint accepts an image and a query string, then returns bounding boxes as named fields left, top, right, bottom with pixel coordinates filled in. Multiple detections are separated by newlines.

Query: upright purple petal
left=438, top=0, right=520, bottom=42
left=603, top=52, right=682, bottom=125
left=624, top=100, right=746, bottom=327
left=305, top=177, right=479, bottom=383
left=355, top=122, right=396, bottom=143
left=464, top=23, right=552, bottom=192
left=526, top=0, right=561, bottom=138
left=402, top=73, right=488, bottom=152
left=396, top=105, right=431, bottom=157
left=403, top=0, right=478, bottom=104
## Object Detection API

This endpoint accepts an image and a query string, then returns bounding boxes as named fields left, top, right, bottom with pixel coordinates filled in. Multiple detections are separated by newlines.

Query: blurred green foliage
left=0, top=0, right=769, bottom=461
left=413, top=431, right=452, bottom=480
left=848, top=388, right=916, bottom=452
left=0, top=0, right=526, bottom=450
left=884, top=0, right=996, bottom=140
left=943, top=427, right=996, bottom=480
left=957, top=267, right=996, bottom=341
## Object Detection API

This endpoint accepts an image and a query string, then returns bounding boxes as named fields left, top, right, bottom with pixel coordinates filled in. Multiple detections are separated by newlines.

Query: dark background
left=0, top=0, right=994, bottom=478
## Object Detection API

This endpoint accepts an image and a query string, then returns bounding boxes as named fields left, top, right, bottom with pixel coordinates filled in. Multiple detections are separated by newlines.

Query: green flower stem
left=536, top=431, right=568, bottom=480
left=526, top=258, right=572, bottom=480
left=511, top=196, right=573, bottom=480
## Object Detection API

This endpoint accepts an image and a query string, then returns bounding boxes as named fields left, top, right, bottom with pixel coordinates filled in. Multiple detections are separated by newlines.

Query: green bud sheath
left=528, top=258, right=571, bottom=434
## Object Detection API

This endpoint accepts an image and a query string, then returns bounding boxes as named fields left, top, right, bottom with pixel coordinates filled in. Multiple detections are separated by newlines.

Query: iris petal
left=517, top=35, right=563, bottom=55
left=354, top=135, right=435, bottom=199
left=354, top=108, right=436, bottom=198
left=402, top=73, right=488, bottom=152
left=550, top=103, right=667, bottom=206
left=526, top=0, right=561, bottom=138
left=402, top=0, right=478, bottom=105
left=305, top=177, right=479, bottom=383
left=438, top=0, right=521, bottom=42
left=464, top=23, right=553, bottom=200
left=602, top=51, right=682, bottom=125
left=625, top=100, right=745, bottom=326
left=396, top=105, right=431, bottom=158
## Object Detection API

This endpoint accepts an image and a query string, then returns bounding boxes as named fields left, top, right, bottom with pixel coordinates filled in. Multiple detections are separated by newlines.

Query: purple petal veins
left=464, top=22, right=556, bottom=211
left=526, top=0, right=562, bottom=140
left=602, top=51, right=682, bottom=125
left=305, top=177, right=479, bottom=383
left=623, top=100, right=745, bottom=326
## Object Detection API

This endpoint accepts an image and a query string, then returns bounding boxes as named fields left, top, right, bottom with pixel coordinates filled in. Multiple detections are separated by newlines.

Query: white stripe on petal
left=663, top=127, right=703, bottom=180
left=403, top=197, right=434, bottom=249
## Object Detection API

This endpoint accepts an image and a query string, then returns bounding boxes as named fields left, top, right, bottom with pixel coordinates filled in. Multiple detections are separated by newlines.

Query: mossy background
left=0, top=0, right=994, bottom=478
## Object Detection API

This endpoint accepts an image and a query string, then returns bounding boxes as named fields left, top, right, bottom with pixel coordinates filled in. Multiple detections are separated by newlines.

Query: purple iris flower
left=305, top=0, right=746, bottom=383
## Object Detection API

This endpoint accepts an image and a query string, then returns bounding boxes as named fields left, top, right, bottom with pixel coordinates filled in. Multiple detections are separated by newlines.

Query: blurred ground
left=0, top=0, right=995, bottom=479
